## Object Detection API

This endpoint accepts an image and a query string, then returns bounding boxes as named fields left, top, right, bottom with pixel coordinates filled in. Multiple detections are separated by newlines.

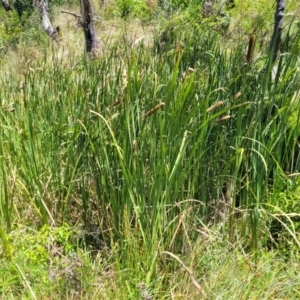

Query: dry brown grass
left=0, top=4, right=157, bottom=79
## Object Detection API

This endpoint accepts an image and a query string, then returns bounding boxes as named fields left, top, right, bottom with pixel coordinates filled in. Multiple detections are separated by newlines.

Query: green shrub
left=0, top=10, right=22, bottom=54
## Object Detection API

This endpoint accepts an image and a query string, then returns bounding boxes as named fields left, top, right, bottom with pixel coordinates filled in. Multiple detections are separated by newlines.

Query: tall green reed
left=0, top=25, right=299, bottom=258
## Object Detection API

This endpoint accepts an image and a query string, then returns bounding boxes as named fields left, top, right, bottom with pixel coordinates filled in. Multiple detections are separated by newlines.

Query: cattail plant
left=246, top=35, right=255, bottom=64
left=143, top=102, right=165, bottom=118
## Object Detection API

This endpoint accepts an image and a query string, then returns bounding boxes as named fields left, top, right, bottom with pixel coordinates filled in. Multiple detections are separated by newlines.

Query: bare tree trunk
left=81, top=0, right=98, bottom=54
left=270, top=0, right=286, bottom=63
left=33, top=0, right=58, bottom=40
left=1, top=0, right=12, bottom=11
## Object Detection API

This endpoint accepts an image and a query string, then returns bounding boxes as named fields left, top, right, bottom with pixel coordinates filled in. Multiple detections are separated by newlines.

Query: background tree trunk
left=81, top=0, right=98, bottom=54
left=270, top=0, right=286, bottom=63
left=1, top=0, right=12, bottom=11
left=226, top=0, right=235, bottom=9
left=33, top=0, right=58, bottom=39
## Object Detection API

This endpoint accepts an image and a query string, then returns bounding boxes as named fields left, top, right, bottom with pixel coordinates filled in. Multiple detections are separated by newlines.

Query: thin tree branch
left=60, top=9, right=101, bottom=22
left=61, top=9, right=82, bottom=18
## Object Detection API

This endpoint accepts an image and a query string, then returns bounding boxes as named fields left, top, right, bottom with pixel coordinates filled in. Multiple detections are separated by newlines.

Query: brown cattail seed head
left=207, top=101, right=224, bottom=113
left=143, top=102, right=165, bottom=118
left=217, top=115, right=231, bottom=122
left=234, top=92, right=242, bottom=100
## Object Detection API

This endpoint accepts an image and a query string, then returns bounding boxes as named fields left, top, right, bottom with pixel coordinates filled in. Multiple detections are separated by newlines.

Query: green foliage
left=1, top=1, right=300, bottom=297
left=0, top=10, right=22, bottom=54
left=266, top=178, right=300, bottom=257
left=1, top=20, right=300, bottom=255
left=49, top=0, right=78, bottom=6
left=13, top=0, right=34, bottom=20
left=0, top=225, right=90, bottom=298
left=104, top=0, right=204, bottom=19
left=104, top=0, right=156, bottom=20
left=0, top=9, right=48, bottom=57
left=116, top=0, right=135, bottom=18
left=0, top=226, right=13, bottom=261
left=162, top=0, right=203, bottom=11
left=27, top=226, right=74, bottom=263
left=153, top=7, right=223, bottom=55
left=1, top=223, right=299, bottom=298
left=3, top=224, right=76, bottom=265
